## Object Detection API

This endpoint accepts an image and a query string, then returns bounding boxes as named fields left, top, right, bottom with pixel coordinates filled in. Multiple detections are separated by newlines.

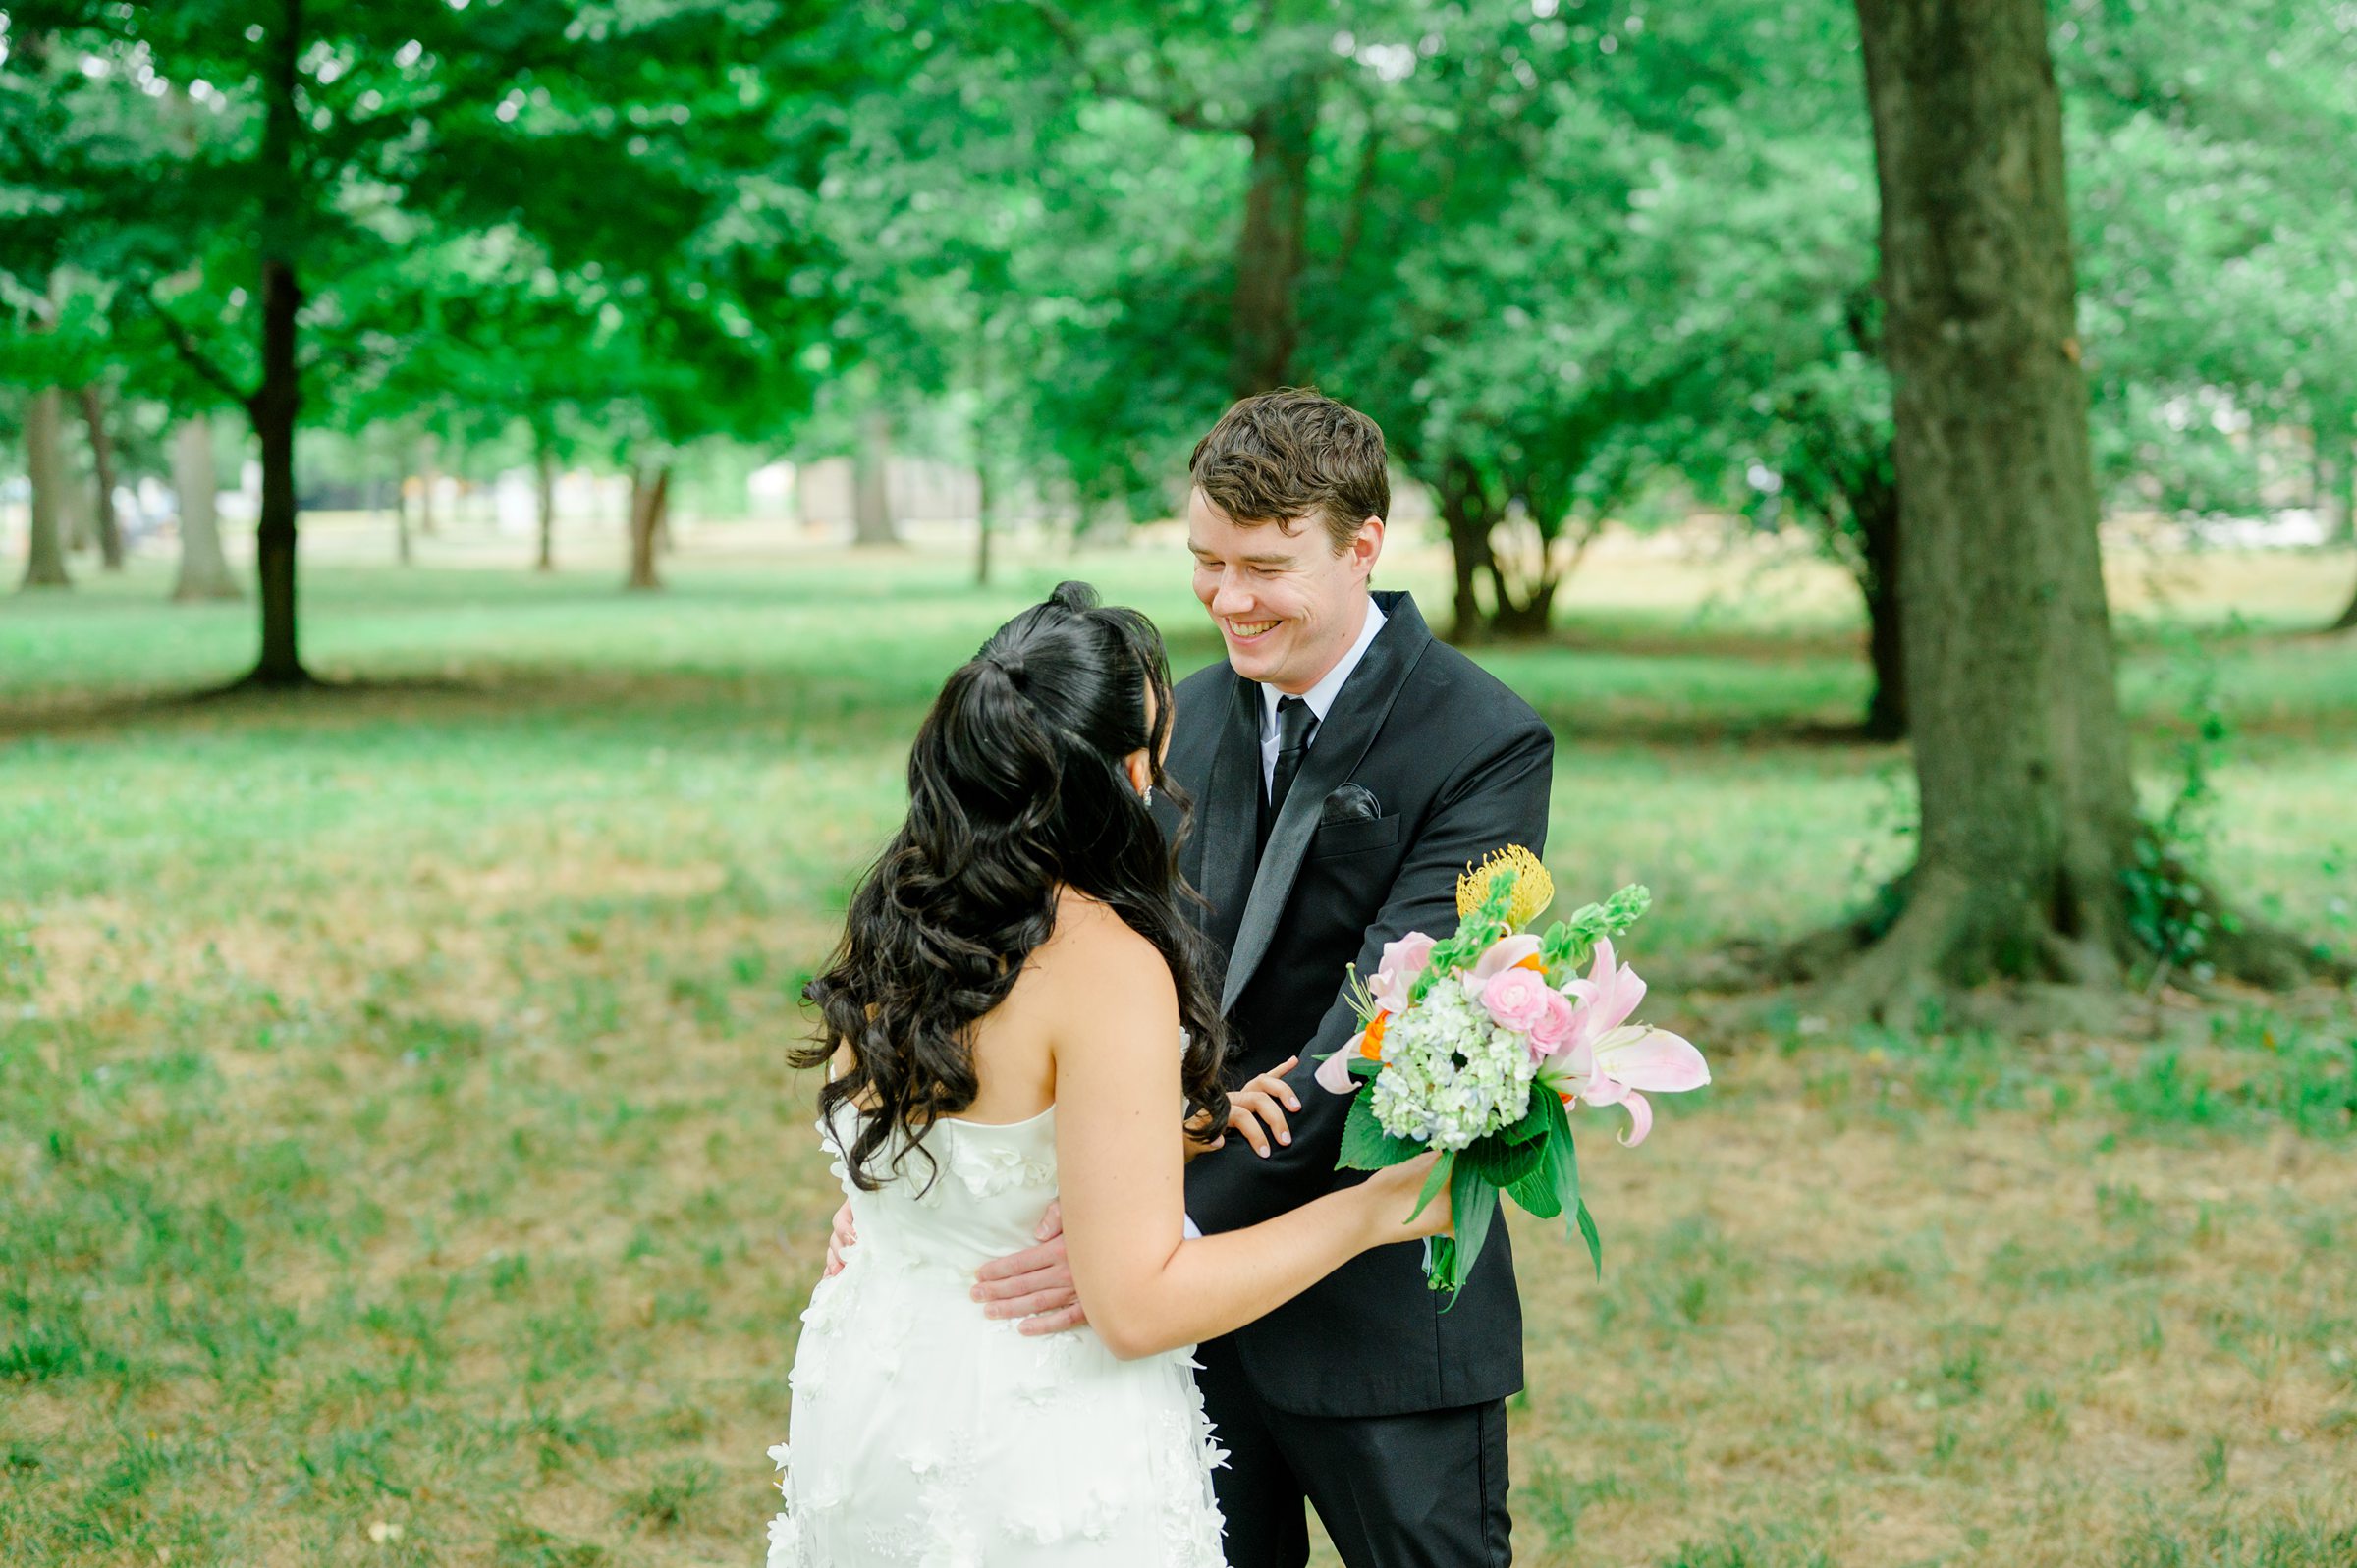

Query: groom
left=979, top=389, right=1553, bottom=1565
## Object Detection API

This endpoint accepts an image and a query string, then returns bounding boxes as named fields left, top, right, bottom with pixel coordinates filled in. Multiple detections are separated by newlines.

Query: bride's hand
left=1224, top=1056, right=1301, bottom=1158
left=1359, top=1153, right=1452, bottom=1243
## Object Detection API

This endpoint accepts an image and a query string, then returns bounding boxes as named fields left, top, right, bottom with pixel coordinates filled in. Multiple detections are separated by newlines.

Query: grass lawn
left=3, top=535, right=2354, bottom=1566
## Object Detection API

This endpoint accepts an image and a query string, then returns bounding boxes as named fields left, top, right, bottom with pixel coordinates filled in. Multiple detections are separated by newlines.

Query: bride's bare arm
left=1045, top=900, right=1444, bottom=1361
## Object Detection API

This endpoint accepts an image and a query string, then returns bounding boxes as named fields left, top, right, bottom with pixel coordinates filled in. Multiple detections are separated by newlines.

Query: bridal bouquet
left=1314, top=847, right=1710, bottom=1301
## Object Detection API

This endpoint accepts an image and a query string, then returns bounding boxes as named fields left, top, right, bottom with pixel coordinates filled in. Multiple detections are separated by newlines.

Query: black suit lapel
left=1193, top=672, right=1261, bottom=958
left=1220, top=593, right=1433, bottom=1012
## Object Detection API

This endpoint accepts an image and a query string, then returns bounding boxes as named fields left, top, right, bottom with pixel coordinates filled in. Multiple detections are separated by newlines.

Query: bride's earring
left=1142, top=784, right=1155, bottom=807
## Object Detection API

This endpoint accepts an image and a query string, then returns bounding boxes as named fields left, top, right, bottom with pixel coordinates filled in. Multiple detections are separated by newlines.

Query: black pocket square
left=1320, top=784, right=1381, bottom=824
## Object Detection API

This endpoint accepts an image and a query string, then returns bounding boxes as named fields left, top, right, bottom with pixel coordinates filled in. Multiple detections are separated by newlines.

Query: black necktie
left=1267, top=695, right=1318, bottom=821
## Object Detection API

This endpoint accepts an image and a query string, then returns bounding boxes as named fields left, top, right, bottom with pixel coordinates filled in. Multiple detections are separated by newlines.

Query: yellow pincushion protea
left=1456, top=845, right=1555, bottom=929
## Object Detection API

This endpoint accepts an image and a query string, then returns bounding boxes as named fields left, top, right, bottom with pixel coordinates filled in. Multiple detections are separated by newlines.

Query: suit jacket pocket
left=1309, top=812, right=1402, bottom=859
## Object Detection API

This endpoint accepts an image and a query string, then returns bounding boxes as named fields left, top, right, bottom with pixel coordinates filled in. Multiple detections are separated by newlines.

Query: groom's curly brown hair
left=1188, top=387, right=1390, bottom=554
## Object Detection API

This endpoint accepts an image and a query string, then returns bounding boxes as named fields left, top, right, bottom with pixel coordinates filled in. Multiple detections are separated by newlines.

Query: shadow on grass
left=0, top=665, right=925, bottom=757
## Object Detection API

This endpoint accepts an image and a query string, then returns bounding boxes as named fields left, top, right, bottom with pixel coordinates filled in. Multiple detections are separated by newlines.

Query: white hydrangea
left=1367, top=980, right=1537, bottom=1152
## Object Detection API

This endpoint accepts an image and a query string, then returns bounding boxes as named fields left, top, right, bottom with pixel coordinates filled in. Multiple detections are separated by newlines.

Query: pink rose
left=1526, top=988, right=1578, bottom=1055
left=1478, top=966, right=1557, bottom=1034
left=1368, top=932, right=1437, bottom=1013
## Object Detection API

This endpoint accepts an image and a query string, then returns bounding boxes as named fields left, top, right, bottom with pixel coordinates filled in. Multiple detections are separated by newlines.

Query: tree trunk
left=417, top=435, right=439, bottom=536
left=1435, top=456, right=1497, bottom=643
left=974, top=457, right=993, bottom=588
left=171, top=415, right=241, bottom=600
left=21, top=388, right=71, bottom=589
left=80, top=387, right=126, bottom=570
left=60, top=435, right=94, bottom=554
left=2318, top=400, right=2356, bottom=632
left=535, top=441, right=556, bottom=571
left=1850, top=467, right=1906, bottom=739
left=1229, top=69, right=1318, bottom=398
left=1838, top=0, right=2144, bottom=1006
left=1487, top=580, right=1559, bottom=640
left=852, top=408, right=898, bottom=546
left=243, top=0, right=306, bottom=687
left=394, top=472, right=412, bottom=565
left=626, top=462, right=669, bottom=590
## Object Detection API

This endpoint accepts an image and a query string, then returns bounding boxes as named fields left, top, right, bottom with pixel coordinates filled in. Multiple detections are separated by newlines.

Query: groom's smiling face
left=1187, top=488, right=1382, bottom=693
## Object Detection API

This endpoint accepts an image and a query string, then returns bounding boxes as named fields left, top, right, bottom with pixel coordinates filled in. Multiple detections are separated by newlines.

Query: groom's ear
left=1347, top=515, right=1386, bottom=581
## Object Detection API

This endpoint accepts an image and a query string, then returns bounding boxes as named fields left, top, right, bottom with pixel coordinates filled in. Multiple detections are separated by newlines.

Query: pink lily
left=1555, top=1024, right=1711, bottom=1146
left=1555, top=938, right=1643, bottom=1054
left=1470, top=929, right=1546, bottom=981
left=1367, top=933, right=1438, bottom=1014
left=1541, top=940, right=1711, bottom=1145
left=1314, top=1031, right=1364, bottom=1094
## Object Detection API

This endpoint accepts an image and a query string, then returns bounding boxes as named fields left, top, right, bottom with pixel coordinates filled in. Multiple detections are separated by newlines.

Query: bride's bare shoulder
left=1032, top=888, right=1175, bottom=1000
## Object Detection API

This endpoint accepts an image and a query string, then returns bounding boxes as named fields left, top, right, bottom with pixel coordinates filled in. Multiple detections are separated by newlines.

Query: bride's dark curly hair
left=796, top=581, right=1232, bottom=1192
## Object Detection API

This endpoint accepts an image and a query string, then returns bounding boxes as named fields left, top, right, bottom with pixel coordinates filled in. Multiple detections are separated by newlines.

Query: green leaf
left=1575, top=1199, right=1604, bottom=1280
left=1442, top=1157, right=1502, bottom=1307
left=1505, top=1160, right=1561, bottom=1219
left=1537, top=1090, right=1584, bottom=1237
left=1460, top=1127, right=1544, bottom=1188
left=1338, top=1090, right=1425, bottom=1171
left=1406, top=1151, right=1454, bottom=1223
left=1498, top=1104, right=1549, bottom=1146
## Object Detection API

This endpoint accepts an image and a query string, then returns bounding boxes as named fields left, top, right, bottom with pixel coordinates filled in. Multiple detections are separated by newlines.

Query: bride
left=764, top=582, right=1446, bottom=1566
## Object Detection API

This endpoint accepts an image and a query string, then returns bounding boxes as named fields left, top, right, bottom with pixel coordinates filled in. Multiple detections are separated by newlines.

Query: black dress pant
left=1196, top=1334, right=1512, bottom=1568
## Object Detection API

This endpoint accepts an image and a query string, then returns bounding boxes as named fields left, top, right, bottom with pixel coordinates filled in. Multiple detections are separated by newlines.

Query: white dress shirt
left=1259, top=596, right=1387, bottom=792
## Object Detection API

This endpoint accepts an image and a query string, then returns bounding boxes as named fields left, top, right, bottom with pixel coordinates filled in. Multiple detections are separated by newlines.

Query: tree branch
left=1023, top=0, right=1242, bottom=134
left=143, top=286, right=253, bottom=408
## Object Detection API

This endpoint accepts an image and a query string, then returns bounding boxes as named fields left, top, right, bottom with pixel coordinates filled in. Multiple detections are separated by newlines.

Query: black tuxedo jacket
left=1161, top=590, right=1554, bottom=1419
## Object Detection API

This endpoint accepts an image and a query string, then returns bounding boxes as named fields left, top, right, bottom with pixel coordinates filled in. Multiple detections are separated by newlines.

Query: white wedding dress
left=763, top=1102, right=1228, bottom=1567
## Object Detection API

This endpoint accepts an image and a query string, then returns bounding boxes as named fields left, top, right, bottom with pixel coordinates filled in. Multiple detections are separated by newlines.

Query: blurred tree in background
left=0, top=0, right=856, bottom=673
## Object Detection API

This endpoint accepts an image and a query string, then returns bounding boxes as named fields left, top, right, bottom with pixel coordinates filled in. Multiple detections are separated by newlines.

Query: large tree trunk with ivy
left=171, top=416, right=241, bottom=601
left=81, top=388, right=126, bottom=570
left=1833, top=0, right=2149, bottom=1007
left=1229, top=69, right=1317, bottom=397
left=21, top=389, right=72, bottom=590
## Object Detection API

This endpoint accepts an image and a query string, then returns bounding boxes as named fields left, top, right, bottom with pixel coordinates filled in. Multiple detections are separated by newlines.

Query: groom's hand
left=823, top=1201, right=856, bottom=1277
left=972, top=1201, right=1087, bottom=1335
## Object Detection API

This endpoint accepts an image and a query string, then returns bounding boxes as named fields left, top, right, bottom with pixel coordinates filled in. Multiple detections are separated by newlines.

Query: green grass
left=3, top=539, right=2355, bottom=1565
